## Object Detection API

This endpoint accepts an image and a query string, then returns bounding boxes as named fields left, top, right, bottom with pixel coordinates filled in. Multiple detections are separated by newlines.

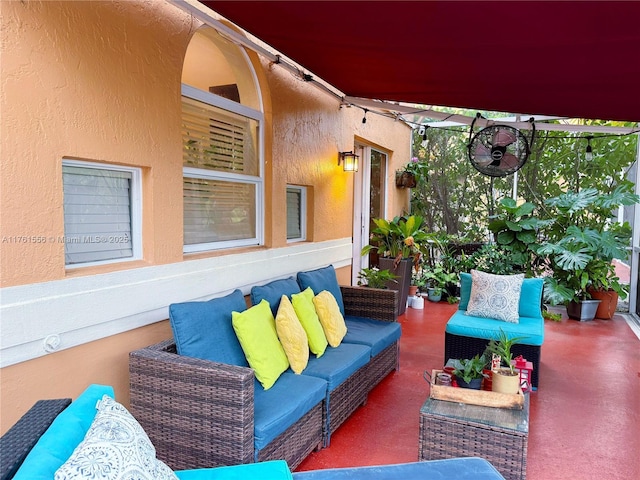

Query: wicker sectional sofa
left=129, top=265, right=401, bottom=471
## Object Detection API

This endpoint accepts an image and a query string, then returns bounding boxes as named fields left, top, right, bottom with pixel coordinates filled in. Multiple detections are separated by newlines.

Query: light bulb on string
left=585, top=136, right=594, bottom=161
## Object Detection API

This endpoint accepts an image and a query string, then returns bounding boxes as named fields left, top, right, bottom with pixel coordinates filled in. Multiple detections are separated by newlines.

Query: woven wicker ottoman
left=419, top=395, right=529, bottom=480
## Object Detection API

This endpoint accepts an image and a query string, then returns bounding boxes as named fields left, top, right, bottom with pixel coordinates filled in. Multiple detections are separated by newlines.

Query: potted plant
left=537, top=186, right=638, bottom=321
left=421, top=263, right=458, bottom=302
left=395, top=157, right=427, bottom=189
left=451, top=354, right=488, bottom=390
left=361, top=214, right=430, bottom=314
left=485, top=330, right=525, bottom=394
left=357, top=267, right=398, bottom=289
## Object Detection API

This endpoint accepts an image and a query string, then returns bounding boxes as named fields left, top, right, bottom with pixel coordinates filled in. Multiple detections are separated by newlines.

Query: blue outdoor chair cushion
left=169, top=289, right=249, bottom=367
left=459, top=272, right=544, bottom=320
left=251, top=277, right=301, bottom=316
left=446, top=310, right=544, bottom=346
left=302, top=343, right=370, bottom=391
left=176, top=460, right=293, bottom=480
left=12, top=384, right=114, bottom=480
left=343, top=316, right=401, bottom=357
left=253, top=372, right=326, bottom=451
left=297, top=265, right=345, bottom=316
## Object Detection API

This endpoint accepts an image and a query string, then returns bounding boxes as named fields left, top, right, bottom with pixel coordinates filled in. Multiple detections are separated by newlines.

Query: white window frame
left=286, top=185, right=307, bottom=243
left=182, top=84, right=264, bottom=253
left=62, top=158, right=142, bottom=268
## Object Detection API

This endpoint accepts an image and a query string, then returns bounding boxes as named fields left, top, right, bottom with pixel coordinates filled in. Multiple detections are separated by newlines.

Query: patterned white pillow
left=55, top=395, right=177, bottom=480
left=465, top=270, right=524, bottom=323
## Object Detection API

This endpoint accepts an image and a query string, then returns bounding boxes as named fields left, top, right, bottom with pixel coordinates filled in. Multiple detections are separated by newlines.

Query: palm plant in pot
left=485, top=330, right=525, bottom=394
left=361, top=214, right=430, bottom=314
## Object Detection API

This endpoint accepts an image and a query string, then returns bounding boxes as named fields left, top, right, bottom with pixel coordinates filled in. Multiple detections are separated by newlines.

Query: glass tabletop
left=420, top=393, right=529, bottom=434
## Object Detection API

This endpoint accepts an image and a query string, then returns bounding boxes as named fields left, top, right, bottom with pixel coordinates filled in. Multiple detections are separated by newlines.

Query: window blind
left=62, top=166, right=133, bottom=265
left=182, top=96, right=258, bottom=176
left=287, top=187, right=303, bottom=240
left=183, top=178, right=256, bottom=245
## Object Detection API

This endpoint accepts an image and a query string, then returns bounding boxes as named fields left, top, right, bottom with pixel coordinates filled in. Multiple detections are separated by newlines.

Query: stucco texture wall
left=0, top=0, right=411, bottom=433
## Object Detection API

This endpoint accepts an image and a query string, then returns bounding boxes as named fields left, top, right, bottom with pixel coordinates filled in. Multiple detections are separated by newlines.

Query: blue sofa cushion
left=459, top=272, right=543, bottom=320
left=13, top=384, right=114, bottom=480
left=302, top=343, right=370, bottom=391
left=169, top=289, right=249, bottom=367
left=176, top=460, right=293, bottom=480
left=446, top=310, right=544, bottom=346
left=253, top=373, right=326, bottom=451
left=251, top=277, right=301, bottom=316
left=297, top=265, right=345, bottom=316
left=343, top=317, right=401, bottom=357
left=291, top=458, right=505, bottom=480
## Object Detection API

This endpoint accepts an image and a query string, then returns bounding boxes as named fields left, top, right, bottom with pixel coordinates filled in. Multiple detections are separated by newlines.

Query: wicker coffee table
left=419, top=395, right=529, bottom=480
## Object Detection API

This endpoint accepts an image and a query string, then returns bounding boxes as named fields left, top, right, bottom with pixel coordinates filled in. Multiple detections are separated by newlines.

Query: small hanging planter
left=395, top=171, right=417, bottom=188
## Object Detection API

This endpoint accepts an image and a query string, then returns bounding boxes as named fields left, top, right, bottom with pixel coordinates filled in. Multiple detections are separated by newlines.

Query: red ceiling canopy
left=202, top=1, right=640, bottom=122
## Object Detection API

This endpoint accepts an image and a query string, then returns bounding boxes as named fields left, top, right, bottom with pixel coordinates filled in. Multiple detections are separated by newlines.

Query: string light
left=362, top=109, right=368, bottom=124
left=585, top=136, right=594, bottom=161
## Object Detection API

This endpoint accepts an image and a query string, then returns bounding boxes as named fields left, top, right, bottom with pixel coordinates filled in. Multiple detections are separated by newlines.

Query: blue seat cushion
left=251, top=277, right=301, bottom=316
left=291, top=457, right=505, bottom=480
left=343, top=317, right=401, bottom=357
left=169, top=289, right=249, bottom=367
left=301, top=343, right=370, bottom=391
left=297, top=265, right=345, bottom=315
left=13, top=384, right=115, bottom=480
left=176, top=460, right=293, bottom=480
left=253, top=372, right=326, bottom=451
left=459, top=272, right=543, bottom=319
left=446, top=310, right=544, bottom=346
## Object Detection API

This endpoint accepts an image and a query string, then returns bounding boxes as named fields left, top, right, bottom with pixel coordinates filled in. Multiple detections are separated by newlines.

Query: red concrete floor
left=296, top=302, right=640, bottom=479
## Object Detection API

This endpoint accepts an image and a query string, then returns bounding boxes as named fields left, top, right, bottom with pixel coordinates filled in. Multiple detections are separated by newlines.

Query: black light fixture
left=585, top=136, right=594, bottom=161
left=338, top=151, right=359, bottom=172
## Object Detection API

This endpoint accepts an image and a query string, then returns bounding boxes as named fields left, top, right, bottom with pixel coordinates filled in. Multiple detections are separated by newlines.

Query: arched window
left=181, top=27, right=263, bottom=252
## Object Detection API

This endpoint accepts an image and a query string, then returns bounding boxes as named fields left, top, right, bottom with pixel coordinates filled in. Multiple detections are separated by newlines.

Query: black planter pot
left=457, top=377, right=482, bottom=389
left=379, top=257, right=413, bottom=316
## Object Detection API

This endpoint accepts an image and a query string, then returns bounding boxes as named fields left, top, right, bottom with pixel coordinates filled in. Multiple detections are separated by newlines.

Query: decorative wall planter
left=379, top=257, right=413, bottom=316
left=566, top=299, right=601, bottom=321
left=395, top=171, right=417, bottom=189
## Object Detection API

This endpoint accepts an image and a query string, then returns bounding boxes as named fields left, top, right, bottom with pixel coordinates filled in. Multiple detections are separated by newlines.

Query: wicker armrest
left=340, top=285, right=398, bottom=322
left=129, top=339, right=255, bottom=470
left=0, top=398, right=71, bottom=480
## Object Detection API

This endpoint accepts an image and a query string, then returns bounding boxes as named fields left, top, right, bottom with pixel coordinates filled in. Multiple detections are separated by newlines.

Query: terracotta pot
left=491, top=368, right=520, bottom=394
left=587, top=288, right=618, bottom=319
left=408, top=285, right=419, bottom=296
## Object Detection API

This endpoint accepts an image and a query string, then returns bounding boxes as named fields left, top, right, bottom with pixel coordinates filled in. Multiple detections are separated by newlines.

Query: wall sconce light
left=338, top=151, right=359, bottom=172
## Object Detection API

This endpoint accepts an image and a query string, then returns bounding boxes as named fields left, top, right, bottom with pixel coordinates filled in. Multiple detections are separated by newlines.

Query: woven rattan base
left=365, top=342, right=399, bottom=392
left=419, top=396, right=529, bottom=480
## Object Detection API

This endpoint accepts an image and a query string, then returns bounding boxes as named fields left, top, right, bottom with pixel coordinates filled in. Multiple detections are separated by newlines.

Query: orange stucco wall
left=0, top=0, right=411, bottom=433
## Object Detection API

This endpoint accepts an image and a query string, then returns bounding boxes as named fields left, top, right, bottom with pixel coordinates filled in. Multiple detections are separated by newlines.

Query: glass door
left=352, top=145, right=387, bottom=285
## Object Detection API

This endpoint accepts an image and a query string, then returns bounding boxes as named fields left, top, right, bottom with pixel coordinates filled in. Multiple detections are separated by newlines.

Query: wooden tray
left=428, top=370, right=524, bottom=410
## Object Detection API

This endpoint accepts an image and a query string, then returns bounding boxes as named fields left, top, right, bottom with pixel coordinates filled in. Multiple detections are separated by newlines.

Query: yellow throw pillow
left=313, top=290, right=348, bottom=347
left=291, top=287, right=328, bottom=358
left=275, top=295, right=309, bottom=374
left=232, top=299, right=289, bottom=390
